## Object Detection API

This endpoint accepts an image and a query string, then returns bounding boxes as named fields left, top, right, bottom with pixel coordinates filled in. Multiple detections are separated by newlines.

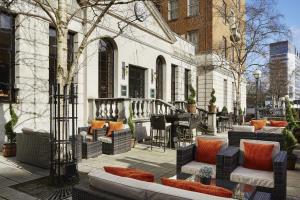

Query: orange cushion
left=89, top=120, right=106, bottom=134
left=243, top=142, right=274, bottom=171
left=106, top=121, right=124, bottom=137
left=161, top=178, right=233, bottom=198
left=104, top=166, right=154, bottom=182
left=251, top=120, right=267, bottom=130
left=195, top=139, right=223, bottom=164
left=270, top=120, right=288, bottom=127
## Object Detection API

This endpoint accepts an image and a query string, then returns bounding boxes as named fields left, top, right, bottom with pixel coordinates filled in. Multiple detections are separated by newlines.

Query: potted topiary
left=208, top=89, right=216, bottom=113
left=282, top=128, right=298, bottom=170
left=221, top=106, right=228, bottom=116
left=128, top=105, right=136, bottom=148
left=197, top=166, right=213, bottom=185
left=187, top=84, right=196, bottom=113
left=284, top=97, right=299, bottom=169
left=2, top=104, right=18, bottom=157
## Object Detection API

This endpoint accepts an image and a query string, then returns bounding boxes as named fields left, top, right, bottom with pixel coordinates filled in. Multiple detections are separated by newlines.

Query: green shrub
left=209, top=89, right=216, bottom=105
left=187, top=84, right=196, bottom=104
left=4, top=104, right=18, bottom=144
left=222, top=106, right=228, bottom=113
left=282, top=128, right=298, bottom=154
left=128, top=105, right=135, bottom=138
left=285, top=97, right=299, bottom=131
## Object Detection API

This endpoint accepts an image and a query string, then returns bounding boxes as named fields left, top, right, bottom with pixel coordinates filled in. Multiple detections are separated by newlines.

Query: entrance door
left=129, top=65, right=145, bottom=98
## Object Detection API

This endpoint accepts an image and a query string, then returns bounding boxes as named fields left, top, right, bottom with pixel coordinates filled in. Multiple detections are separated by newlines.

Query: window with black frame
left=49, top=27, right=75, bottom=94
left=0, top=12, right=15, bottom=102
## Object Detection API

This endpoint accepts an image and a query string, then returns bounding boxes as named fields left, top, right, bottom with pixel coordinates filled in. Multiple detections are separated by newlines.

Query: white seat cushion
left=232, top=125, right=255, bottom=132
left=181, top=161, right=216, bottom=178
left=98, top=136, right=112, bottom=144
left=230, top=166, right=274, bottom=188
left=257, top=126, right=284, bottom=134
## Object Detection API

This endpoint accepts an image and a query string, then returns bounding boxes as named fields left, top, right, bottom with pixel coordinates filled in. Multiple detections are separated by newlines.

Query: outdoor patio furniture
left=17, top=129, right=82, bottom=168
left=176, top=136, right=228, bottom=180
left=177, top=172, right=272, bottom=200
left=222, top=139, right=287, bottom=200
left=82, top=140, right=102, bottom=159
left=228, top=125, right=284, bottom=149
left=176, top=114, right=199, bottom=146
left=16, top=130, right=51, bottom=169
left=79, top=125, right=131, bottom=155
left=78, top=126, right=106, bottom=142
left=150, top=115, right=171, bottom=152
left=72, top=169, right=236, bottom=200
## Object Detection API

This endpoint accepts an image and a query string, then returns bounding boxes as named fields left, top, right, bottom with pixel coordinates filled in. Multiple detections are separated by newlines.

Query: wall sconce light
left=151, top=69, right=157, bottom=84
left=122, top=62, right=129, bottom=80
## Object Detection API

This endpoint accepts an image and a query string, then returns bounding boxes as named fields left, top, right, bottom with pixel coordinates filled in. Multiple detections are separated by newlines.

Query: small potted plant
left=2, top=104, right=19, bottom=157
left=198, top=166, right=213, bottom=185
left=128, top=105, right=136, bottom=148
left=187, top=84, right=196, bottom=113
left=221, top=106, right=228, bottom=115
left=208, top=89, right=216, bottom=113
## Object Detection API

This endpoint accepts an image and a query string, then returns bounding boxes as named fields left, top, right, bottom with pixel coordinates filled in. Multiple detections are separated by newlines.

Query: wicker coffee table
left=178, top=174, right=271, bottom=200
left=82, top=140, right=102, bottom=159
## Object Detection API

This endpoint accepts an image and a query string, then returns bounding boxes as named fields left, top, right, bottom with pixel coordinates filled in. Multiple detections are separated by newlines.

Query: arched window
left=98, top=39, right=115, bottom=98
left=156, top=56, right=165, bottom=99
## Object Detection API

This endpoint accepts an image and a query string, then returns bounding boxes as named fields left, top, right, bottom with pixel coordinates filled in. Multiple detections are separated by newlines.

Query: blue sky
left=276, top=0, right=300, bottom=49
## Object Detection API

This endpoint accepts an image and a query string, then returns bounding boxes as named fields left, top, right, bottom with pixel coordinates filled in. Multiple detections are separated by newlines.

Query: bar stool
left=150, top=115, right=171, bottom=152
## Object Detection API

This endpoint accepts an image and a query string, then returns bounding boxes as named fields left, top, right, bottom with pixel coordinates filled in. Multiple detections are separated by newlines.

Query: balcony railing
left=88, top=98, right=184, bottom=122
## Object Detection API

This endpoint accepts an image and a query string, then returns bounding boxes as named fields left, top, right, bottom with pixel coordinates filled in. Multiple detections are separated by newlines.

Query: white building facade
left=0, top=1, right=198, bottom=146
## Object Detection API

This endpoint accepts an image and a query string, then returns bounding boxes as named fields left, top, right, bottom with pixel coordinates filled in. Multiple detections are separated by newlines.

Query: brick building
left=155, top=0, right=247, bottom=112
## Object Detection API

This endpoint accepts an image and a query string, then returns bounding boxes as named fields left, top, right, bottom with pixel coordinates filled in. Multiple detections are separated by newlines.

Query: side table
left=82, top=140, right=102, bottom=159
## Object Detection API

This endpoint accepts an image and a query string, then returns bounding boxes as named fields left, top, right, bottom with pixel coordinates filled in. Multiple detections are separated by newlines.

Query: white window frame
left=187, top=0, right=199, bottom=17
left=187, top=30, right=199, bottom=52
left=168, top=0, right=179, bottom=20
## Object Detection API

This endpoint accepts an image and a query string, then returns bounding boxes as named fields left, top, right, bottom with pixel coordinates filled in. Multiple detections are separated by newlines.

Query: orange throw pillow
left=89, top=120, right=106, bottom=134
left=195, top=139, right=223, bottom=164
left=251, top=120, right=266, bottom=130
left=161, top=178, right=233, bottom=198
left=270, top=120, right=288, bottom=127
left=243, top=142, right=274, bottom=171
left=104, top=166, right=154, bottom=182
left=107, top=121, right=124, bottom=137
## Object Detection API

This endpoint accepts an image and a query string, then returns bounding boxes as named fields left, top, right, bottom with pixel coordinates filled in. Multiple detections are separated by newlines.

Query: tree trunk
left=57, top=0, right=68, bottom=86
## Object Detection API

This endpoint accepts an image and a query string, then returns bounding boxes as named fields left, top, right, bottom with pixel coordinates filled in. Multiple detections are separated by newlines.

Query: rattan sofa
left=73, top=170, right=235, bottom=200
left=16, top=130, right=51, bottom=168
left=17, top=129, right=82, bottom=168
left=228, top=126, right=284, bottom=149
left=78, top=127, right=131, bottom=155
left=222, top=139, right=287, bottom=200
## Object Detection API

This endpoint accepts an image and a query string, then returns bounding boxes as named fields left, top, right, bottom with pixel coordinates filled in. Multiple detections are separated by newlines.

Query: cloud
left=291, top=26, right=300, bottom=49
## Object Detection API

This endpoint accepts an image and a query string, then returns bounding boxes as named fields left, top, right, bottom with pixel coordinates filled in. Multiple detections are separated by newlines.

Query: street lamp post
left=253, top=69, right=262, bottom=119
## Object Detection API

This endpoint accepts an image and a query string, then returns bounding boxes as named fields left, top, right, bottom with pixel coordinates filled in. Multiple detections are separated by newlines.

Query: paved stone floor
left=0, top=143, right=299, bottom=199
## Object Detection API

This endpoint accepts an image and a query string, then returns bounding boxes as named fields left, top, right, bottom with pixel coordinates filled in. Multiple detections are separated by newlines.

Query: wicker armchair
left=79, top=126, right=131, bottom=155
left=222, top=140, right=287, bottom=200
left=176, top=137, right=230, bottom=180
left=100, top=128, right=132, bottom=155
left=78, top=127, right=106, bottom=142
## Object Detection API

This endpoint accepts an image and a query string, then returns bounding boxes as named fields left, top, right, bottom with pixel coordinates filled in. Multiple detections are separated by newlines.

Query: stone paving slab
left=0, top=143, right=299, bottom=199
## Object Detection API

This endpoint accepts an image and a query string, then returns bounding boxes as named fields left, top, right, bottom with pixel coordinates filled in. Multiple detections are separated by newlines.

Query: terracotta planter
left=187, top=104, right=196, bottom=113
left=208, top=105, right=216, bottom=113
left=2, top=143, right=16, bottom=157
left=131, top=138, right=136, bottom=148
left=287, top=154, right=297, bottom=170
